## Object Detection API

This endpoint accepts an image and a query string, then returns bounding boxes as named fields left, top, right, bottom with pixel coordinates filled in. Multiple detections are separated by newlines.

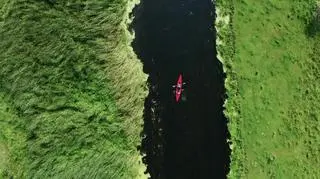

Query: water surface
left=131, top=0, right=230, bottom=178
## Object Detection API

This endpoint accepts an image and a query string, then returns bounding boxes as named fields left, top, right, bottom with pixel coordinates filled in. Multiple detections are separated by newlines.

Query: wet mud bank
left=131, top=0, right=230, bottom=178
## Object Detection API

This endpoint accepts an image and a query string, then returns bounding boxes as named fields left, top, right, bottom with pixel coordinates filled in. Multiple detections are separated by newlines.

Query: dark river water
left=130, top=0, right=230, bottom=178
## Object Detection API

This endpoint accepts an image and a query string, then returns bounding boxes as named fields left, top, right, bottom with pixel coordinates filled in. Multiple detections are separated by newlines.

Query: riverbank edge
left=215, top=1, right=246, bottom=178
left=122, top=0, right=149, bottom=178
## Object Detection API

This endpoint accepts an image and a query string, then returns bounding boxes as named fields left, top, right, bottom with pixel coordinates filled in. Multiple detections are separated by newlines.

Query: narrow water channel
left=130, top=0, right=230, bottom=178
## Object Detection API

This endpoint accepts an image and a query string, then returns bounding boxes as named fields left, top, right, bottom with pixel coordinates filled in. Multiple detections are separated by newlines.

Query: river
left=130, top=0, right=230, bottom=178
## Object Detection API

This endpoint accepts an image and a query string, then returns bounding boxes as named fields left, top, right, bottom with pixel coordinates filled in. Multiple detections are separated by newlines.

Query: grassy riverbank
left=217, top=0, right=320, bottom=178
left=0, top=0, right=147, bottom=178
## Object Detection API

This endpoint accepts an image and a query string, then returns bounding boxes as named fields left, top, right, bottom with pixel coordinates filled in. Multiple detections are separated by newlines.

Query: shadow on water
left=130, top=0, right=230, bottom=178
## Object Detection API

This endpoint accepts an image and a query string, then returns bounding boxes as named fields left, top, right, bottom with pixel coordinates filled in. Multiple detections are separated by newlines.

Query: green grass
left=0, top=0, right=147, bottom=178
left=217, top=0, right=320, bottom=178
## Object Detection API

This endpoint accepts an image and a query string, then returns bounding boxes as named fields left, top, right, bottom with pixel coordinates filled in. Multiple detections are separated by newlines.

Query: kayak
left=175, top=74, right=183, bottom=102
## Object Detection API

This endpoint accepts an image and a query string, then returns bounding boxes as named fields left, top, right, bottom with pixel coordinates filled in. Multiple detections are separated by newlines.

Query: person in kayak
left=172, top=74, right=186, bottom=102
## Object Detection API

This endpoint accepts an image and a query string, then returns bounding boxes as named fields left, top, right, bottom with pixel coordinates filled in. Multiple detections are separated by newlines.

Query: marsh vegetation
left=217, top=0, right=320, bottom=178
left=0, top=0, right=147, bottom=178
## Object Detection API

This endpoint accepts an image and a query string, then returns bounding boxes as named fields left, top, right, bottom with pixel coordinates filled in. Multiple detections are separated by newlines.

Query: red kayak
left=175, top=74, right=183, bottom=102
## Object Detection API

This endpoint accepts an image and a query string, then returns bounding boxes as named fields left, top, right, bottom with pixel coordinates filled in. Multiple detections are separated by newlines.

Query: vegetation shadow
left=305, top=4, right=320, bottom=37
